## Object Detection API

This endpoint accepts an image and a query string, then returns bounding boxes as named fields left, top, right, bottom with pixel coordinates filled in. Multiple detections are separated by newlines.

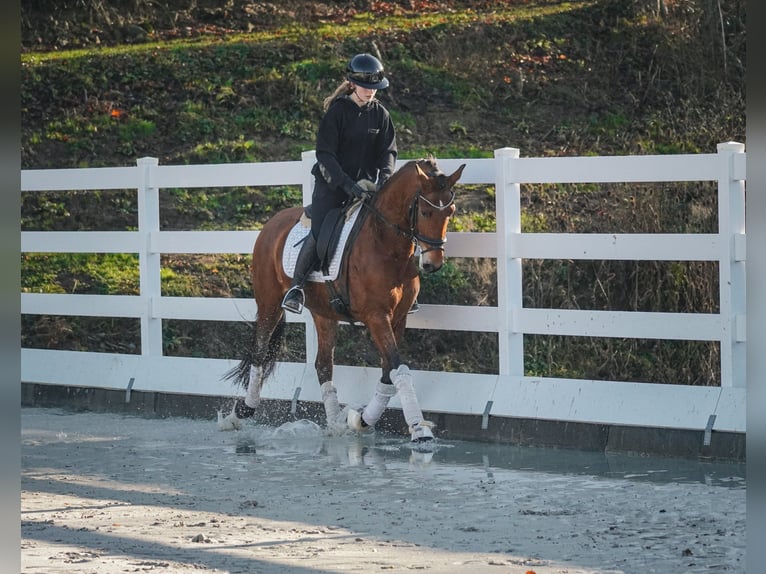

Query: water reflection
left=230, top=420, right=745, bottom=490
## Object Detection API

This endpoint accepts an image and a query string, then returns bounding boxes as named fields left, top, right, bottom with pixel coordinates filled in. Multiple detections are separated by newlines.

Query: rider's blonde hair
left=323, top=80, right=354, bottom=112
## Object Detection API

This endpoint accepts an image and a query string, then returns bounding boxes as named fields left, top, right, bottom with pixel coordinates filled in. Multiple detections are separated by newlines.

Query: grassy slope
left=20, top=0, right=746, bottom=384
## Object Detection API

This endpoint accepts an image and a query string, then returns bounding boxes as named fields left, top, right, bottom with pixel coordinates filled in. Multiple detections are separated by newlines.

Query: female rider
left=281, top=53, right=398, bottom=314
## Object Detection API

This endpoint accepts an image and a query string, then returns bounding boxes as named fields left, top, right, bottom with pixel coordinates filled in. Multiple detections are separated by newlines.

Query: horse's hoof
left=217, top=402, right=248, bottom=431
left=409, top=420, right=435, bottom=442
left=217, top=409, right=243, bottom=431
left=347, top=408, right=374, bottom=433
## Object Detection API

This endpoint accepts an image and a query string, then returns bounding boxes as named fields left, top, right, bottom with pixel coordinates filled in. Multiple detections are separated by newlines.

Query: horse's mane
left=383, top=155, right=439, bottom=188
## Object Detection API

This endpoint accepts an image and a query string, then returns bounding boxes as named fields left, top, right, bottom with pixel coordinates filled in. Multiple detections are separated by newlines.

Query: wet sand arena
left=21, top=407, right=745, bottom=573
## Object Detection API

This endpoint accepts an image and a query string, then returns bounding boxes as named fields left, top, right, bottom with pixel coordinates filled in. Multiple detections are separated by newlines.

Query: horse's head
left=410, top=158, right=466, bottom=273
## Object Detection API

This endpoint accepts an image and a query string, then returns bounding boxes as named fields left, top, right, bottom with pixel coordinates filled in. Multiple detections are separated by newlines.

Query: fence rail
left=21, top=144, right=747, bottom=434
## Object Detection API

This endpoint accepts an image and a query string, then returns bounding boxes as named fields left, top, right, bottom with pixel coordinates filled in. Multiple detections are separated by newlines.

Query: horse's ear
left=415, top=162, right=429, bottom=180
left=447, top=164, right=467, bottom=188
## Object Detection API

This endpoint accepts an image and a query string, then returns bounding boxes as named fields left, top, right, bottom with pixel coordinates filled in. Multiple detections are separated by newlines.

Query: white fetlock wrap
left=391, top=364, right=424, bottom=427
left=321, top=382, right=350, bottom=435
left=320, top=381, right=341, bottom=422
left=217, top=403, right=243, bottom=431
left=361, top=380, right=397, bottom=427
left=244, top=365, right=262, bottom=409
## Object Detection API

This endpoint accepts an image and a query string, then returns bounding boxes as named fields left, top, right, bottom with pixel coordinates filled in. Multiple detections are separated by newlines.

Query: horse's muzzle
left=420, top=249, right=444, bottom=273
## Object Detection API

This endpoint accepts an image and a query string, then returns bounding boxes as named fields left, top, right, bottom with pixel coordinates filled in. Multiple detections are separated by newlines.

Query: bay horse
left=218, top=157, right=466, bottom=442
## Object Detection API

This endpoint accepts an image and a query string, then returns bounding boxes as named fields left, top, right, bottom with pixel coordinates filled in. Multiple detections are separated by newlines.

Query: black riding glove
left=343, top=179, right=370, bottom=201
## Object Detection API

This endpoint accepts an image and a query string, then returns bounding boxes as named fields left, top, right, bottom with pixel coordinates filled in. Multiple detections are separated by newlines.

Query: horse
left=218, top=157, right=466, bottom=442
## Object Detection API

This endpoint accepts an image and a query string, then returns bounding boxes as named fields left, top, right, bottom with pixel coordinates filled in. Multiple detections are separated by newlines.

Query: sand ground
left=21, top=407, right=745, bottom=573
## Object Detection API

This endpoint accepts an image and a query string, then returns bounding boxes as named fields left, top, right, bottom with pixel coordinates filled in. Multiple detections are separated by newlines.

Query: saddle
left=279, top=200, right=365, bottom=320
left=307, top=178, right=376, bottom=274
left=285, top=181, right=375, bottom=319
left=306, top=203, right=348, bottom=276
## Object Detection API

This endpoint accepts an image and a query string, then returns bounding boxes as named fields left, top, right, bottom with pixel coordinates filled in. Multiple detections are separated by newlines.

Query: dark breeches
left=310, top=179, right=347, bottom=239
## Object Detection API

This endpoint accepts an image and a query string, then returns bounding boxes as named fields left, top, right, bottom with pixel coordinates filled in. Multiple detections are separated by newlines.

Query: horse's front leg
left=312, top=315, right=346, bottom=432
left=354, top=315, right=433, bottom=442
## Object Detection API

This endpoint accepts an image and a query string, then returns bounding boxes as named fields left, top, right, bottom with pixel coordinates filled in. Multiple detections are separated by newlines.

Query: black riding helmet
left=346, top=53, right=389, bottom=90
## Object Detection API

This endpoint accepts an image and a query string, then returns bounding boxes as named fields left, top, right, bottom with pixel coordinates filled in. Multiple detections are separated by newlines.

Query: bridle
left=408, top=187, right=456, bottom=254
left=364, top=162, right=456, bottom=254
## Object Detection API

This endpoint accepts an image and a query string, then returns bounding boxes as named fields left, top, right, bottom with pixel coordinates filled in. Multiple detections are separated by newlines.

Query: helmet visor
left=348, top=70, right=386, bottom=87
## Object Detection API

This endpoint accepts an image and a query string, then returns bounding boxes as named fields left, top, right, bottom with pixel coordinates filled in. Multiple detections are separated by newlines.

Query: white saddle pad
left=282, top=203, right=364, bottom=282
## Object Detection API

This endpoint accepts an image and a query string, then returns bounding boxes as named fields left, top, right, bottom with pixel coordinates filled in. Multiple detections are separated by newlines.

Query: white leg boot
left=321, top=381, right=348, bottom=434
left=321, top=381, right=341, bottom=420
left=391, top=364, right=434, bottom=442
left=244, top=365, right=262, bottom=409
left=364, top=381, right=397, bottom=423
left=218, top=365, right=262, bottom=432
left=347, top=381, right=396, bottom=432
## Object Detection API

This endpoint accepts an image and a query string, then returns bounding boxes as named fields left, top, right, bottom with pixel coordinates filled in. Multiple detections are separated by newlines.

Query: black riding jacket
left=312, top=95, right=397, bottom=191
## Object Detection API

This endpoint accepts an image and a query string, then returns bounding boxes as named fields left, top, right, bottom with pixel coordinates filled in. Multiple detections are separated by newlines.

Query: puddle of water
left=22, top=407, right=746, bottom=490
left=227, top=419, right=746, bottom=490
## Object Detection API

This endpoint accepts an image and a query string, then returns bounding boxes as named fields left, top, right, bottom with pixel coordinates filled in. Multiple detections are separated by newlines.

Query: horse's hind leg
left=312, top=315, right=347, bottom=432
left=218, top=310, right=285, bottom=431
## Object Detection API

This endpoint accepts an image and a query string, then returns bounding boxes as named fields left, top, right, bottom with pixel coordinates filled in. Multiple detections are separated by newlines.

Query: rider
left=281, top=53, right=399, bottom=314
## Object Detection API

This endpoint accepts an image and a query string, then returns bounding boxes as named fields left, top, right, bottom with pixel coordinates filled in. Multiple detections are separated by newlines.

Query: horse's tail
left=222, top=315, right=286, bottom=390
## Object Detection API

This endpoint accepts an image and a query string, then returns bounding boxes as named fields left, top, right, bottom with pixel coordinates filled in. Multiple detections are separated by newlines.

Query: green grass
left=21, top=2, right=596, bottom=64
left=21, top=253, right=139, bottom=295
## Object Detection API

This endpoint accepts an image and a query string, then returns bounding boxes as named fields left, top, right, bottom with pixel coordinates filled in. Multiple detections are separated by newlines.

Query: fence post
left=137, top=157, right=163, bottom=357
left=494, top=147, right=523, bottom=377
left=301, top=150, right=316, bottom=206
left=717, top=142, right=746, bottom=388
left=300, top=150, right=318, bottom=371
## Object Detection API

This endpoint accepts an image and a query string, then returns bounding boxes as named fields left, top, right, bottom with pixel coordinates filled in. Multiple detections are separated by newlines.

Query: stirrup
left=409, top=420, right=434, bottom=442
left=408, top=300, right=420, bottom=314
left=281, top=286, right=305, bottom=314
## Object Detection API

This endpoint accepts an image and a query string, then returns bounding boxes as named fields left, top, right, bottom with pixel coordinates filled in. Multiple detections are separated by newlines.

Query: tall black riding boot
left=281, top=233, right=318, bottom=314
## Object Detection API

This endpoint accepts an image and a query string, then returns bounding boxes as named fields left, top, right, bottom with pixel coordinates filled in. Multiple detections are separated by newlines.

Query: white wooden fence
left=20, top=143, right=747, bottom=434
